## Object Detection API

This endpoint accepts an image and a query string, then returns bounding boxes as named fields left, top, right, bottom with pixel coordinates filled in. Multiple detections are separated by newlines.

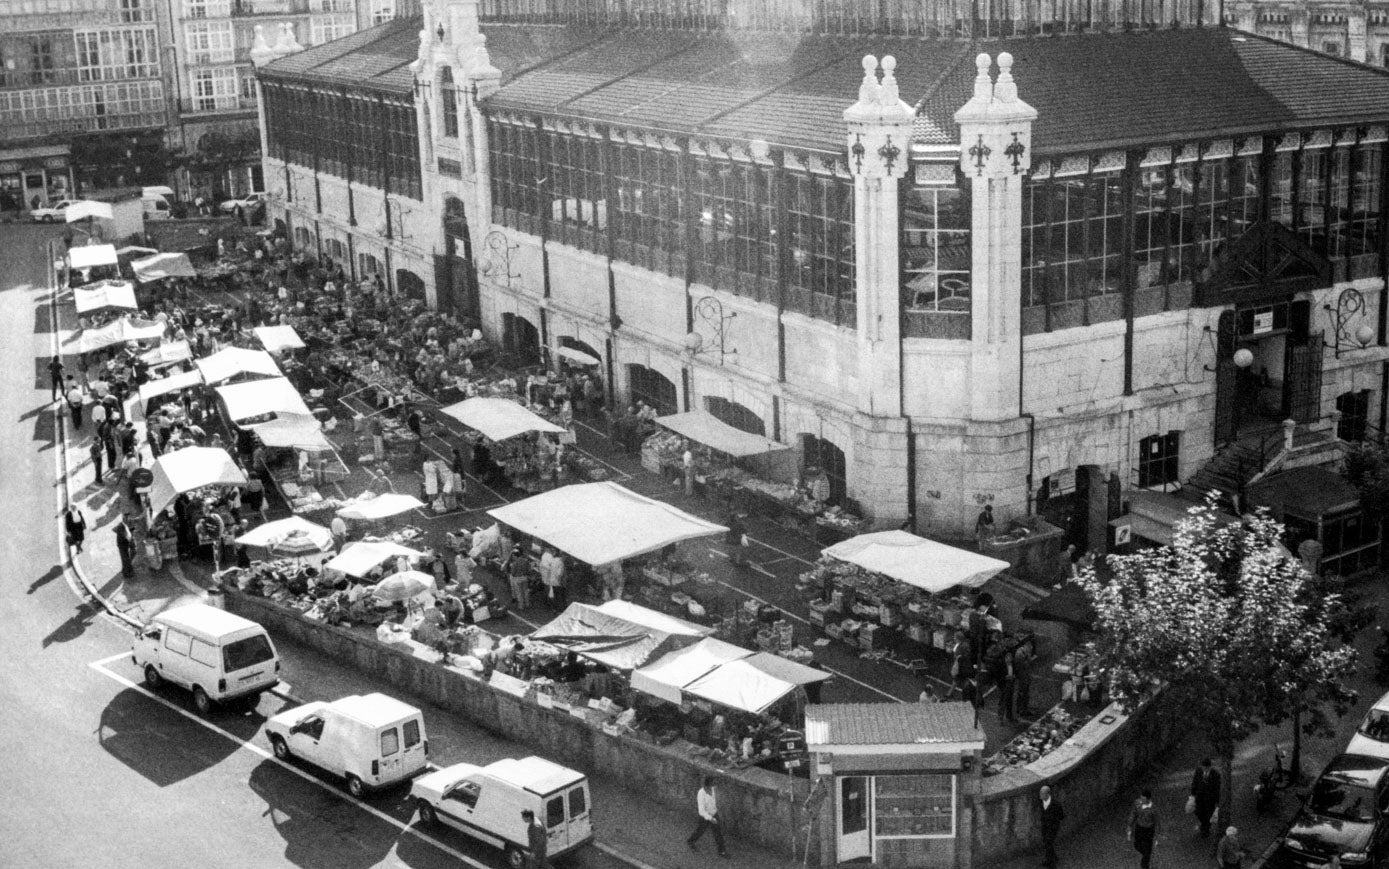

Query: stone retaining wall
left=225, top=591, right=815, bottom=859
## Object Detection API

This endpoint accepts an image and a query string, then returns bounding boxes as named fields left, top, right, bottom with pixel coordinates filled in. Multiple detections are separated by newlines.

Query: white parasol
left=372, top=570, right=435, bottom=602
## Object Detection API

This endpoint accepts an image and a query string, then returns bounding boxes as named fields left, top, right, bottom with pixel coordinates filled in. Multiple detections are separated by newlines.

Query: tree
left=1075, top=500, right=1358, bottom=825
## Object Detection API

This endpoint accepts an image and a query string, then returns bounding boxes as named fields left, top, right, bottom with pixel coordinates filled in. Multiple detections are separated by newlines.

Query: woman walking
left=1127, top=788, right=1158, bottom=869
left=64, top=505, right=88, bottom=555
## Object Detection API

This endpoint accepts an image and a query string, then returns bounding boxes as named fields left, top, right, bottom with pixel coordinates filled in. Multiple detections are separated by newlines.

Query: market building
left=255, top=0, right=1389, bottom=540
left=1226, top=0, right=1389, bottom=64
left=0, top=0, right=172, bottom=203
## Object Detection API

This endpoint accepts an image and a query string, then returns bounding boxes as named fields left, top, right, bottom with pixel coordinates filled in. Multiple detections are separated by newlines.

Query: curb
left=48, top=237, right=143, bottom=631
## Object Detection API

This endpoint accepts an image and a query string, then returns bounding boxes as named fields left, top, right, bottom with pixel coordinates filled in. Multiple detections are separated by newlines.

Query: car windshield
left=223, top=635, right=274, bottom=671
left=1360, top=710, right=1389, bottom=742
left=1308, top=777, right=1378, bottom=822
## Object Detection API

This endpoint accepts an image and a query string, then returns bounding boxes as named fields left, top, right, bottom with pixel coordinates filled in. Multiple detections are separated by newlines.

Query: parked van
left=411, top=756, right=593, bottom=868
left=265, top=693, right=428, bottom=797
left=142, top=195, right=171, bottom=221
left=131, top=603, right=280, bottom=714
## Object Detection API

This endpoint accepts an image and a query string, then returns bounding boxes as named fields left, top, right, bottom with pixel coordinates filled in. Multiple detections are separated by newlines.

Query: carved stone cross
left=1004, top=132, right=1026, bottom=175
left=851, top=134, right=866, bottom=174
left=877, top=135, right=900, bottom=175
left=969, top=134, right=991, bottom=176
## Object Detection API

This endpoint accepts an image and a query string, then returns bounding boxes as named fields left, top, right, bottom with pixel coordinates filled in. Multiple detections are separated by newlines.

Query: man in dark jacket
left=522, top=809, right=547, bottom=869
left=1191, top=757, right=1221, bottom=837
left=1039, top=785, right=1064, bottom=867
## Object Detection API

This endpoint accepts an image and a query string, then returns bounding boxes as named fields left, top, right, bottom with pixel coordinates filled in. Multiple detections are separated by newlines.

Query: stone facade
left=1228, top=0, right=1389, bottom=64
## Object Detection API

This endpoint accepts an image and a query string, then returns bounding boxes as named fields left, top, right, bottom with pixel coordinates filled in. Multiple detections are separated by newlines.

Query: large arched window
left=439, top=66, right=458, bottom=139
left=800, top=434, right=847, bottom=506
left=626, top=364, right=677, bottom=415
left=705, top=396, right=765, bottom=437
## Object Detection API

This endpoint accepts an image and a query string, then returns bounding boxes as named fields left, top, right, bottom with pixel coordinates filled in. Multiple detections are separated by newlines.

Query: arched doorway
left=501, top=312, right=541, bottom=366
left=626, top=364, right=677, bottom=414
left=397, top=269, right=426, bottom=302
left=800, top=434, right=847, bottom=506
left=557, top=335, right=603, bottom=371
left=441, top=196, right=477, bottom=317
left=705, top=396, right=765, bottom=437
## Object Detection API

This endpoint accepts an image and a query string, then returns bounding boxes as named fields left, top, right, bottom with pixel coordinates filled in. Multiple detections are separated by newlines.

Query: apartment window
left=371, top=0, right=395, bottom=23
left=75, top=29, right=158, bottom=82
left=183, top=0, right=232, bottom=18
left=1338, top=390, right=1371, bottom=442
left=120, top=0, right=153, bottom=21
left=902, top=180, right=971, bottom=313
left=310, top=14, right=354, bottom=44
left=314, top=0, right=353, bottom=9
left=239, top=70, right=257, bottom=101
left=191, top=66, right=238, bottom=111
left=358, top=252, right=381, bottom=276
left=1324, top=41, right=1342, bottom=55
left=28, top=36, right=55, bottom=85
left=438, top=66, right=458, bottom=138
left=185, top=21, right=235, bottom=63
left=1137, top=431, right=1180, bottom=489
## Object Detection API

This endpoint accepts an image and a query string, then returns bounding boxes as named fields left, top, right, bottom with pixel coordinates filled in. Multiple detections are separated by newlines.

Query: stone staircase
left=1181, top=417, right=1347, bottom=510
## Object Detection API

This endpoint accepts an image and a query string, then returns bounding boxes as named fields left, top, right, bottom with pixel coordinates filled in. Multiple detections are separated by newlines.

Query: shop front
left=0, top=143, right=74, bottom=212
left=807, top=702, right=984, bottom=868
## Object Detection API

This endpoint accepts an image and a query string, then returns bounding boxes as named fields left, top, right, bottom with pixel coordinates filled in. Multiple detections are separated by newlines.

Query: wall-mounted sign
left=1253, top=310, right=1274, bottom=334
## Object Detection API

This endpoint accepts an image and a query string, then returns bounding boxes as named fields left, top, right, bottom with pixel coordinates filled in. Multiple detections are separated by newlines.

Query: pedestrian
left=1189, top=757, right=1220, bottom=837
left=539, top=547, right=566, bottom=607
left=48, top=355, right=64, bottom=401
left=64, top=505, right=87, bottom=555
left=114, top=515, right=135, bottom=578
left=1216, top=825, right=1244, bottom=869
left=995, top=649, right=1018, bottom=722
left=89, top=437, right=104, bottom=483
left=1039, top=784, right=1064, bottom=868
left=90, top=395, right=107, bottom=432
left=686, top=776, right=729, bottom=858
left=330, top=513, right=348, bottom=550
left=725, top=512, right=748, bottom=568
left=65, top=377, right=84, bottom=429
left=974, top=503, right=995, bottom=547
left=508, top=545, right=532, bottom=610
left=102, top=421, right=117, bottom=471
left=1127, top=787, right=1157, bottom=869
left=521, top=808, right=547, bottom=869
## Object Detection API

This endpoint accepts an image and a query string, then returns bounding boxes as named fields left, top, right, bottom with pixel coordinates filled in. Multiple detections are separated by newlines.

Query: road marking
left=92, top=651, right=132, bottom=667
left=86, top=657, right=494, bottom=869
left=821, top=666, right=911, bottom=703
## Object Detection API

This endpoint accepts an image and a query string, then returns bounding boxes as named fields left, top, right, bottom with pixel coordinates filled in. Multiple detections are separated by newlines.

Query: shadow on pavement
left=246, top=760, right=409, bottom=869
left=394, top=816, right=513, bottom=869
left=41, top=600, right=99, bottom=646
left=95, top=687, right=243, bottom=787
left=28, top=564, right=63, bottom=594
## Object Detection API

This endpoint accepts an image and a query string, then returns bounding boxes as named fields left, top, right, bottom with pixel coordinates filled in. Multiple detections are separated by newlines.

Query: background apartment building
left=1228, top=0, right=1389, bottom=65
left=0, top=0, right=172, bottom=208
left=170, top=0, right=418, bottom=201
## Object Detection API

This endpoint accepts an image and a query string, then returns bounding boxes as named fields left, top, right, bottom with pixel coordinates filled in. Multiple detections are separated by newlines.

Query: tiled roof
left=490, top=27, right=1389, bottom=155
left=805, top=702, right=984, bottom=747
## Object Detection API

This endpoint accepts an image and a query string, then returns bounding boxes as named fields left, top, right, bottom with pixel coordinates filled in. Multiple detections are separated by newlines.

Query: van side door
left=287, top=713, right=327, bottom=767
left=438, top=779, right=482, bottom=834
left=545, top=794, right=567, bottom=854
left=162, top=627, right=194, bottom=687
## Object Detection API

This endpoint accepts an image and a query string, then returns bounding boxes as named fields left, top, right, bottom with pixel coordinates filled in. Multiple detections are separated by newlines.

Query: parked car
left=264, top=693, right=428, bottom=798
left=218, top=192, right=266, bottom=215
left=411, top=756, right=593, bottom=869
left=1347, top=690, right=1389, bottom=761
left=1273, top=753, right=1389, bottom=867
left=131, top=603, right=280, bottom=715
left=31, top=199, right=82, bottom=222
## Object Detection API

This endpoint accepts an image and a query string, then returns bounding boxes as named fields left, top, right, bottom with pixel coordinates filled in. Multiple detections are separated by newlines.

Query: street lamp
left=684, top=295, right=737, bottom=364
left=1324, top=288, right=1377, bottom=358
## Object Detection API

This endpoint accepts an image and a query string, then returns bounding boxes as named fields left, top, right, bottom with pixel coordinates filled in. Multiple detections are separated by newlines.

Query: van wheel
left=504, top=845, right=526, bottom=869
left=346, top=775, right=365, bottom=798
left=193, top=686, right=213, bottom=716
left=416, top=800, right=438, bottom=825
left=270, top=735, right=290, bottom=760
left=143, top=665, right=163, bottom=689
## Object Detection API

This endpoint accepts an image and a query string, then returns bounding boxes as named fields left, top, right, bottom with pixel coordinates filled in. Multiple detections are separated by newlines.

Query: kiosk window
left=873, top=774, right=955, bottom=838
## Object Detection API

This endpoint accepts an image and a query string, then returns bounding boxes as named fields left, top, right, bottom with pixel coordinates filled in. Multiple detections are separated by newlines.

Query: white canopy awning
left=249, top=413, right=333, bottom=451
left=631, top=638, right=753, bottom=704
left=323, top=540, right=424, bottom=578
left=215, top=376, right=310, bottom=422
left=138, top=368, right=204, bottom=404
left=68, top=244, right=118, bottom=270
left=131, top=252, right=196, bottom=282
left=336, top=492, right=424, bottom=521
left=148, top=446, right=248, bottom=516
left=140, top=340, right=192, bottom=368
left=73, top=281, right=137, bottom=314
left=197, top=346, right=282, bottom=385
left=655, top=410, right=789, bottom=459
left=440, top=397, right=567, bottom=442
left=115, top=245, right=158, bottom=258
left=530, top=602, right=697, bottom=671
left=65, top=200, right=113, bottom=222
left=684, top=658, right=800, bottom=714
left=488, top=482, right=728, bottom=566
left=823, top=530, right=1011, bottom=593
left=253, top=325, right=305, bottom=354
left=595, top=600, right=713, bottom=638
left=555, top=346, right=600, bottom=366
left=76, top=317, right=165, bottom=353
left=234, top=516, right=332, bottom=550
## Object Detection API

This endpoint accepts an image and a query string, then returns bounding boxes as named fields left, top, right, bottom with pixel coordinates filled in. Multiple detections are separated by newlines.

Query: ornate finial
left=283, top=22, right=303, bottom=53
left=252, top=24, right=269, bottom=53
left=994, top=52, right=1017, bottom=103
left=879, top=55, right=900, bottom=106
left=973, top=53, right=993, bottom=101
left=249, top=23, right=276, bottom=66
left=858, top=54, right=880, bottom=104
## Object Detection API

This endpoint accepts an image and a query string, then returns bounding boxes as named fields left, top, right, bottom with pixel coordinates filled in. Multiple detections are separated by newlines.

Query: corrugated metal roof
left=805, top=702, right=984, bottom=747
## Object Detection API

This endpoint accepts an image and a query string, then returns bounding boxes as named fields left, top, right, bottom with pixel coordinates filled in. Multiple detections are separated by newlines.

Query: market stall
left=197, top=346, right=283, bottom=385
left=130, top=252, right=197, bottom=283
left=682, top=654, right=828, bottom=715
left=128, top=368, right=205, bottom=422
left=140, top=340, right=193, bottom=370
left=235, top=515, right=334, bottom=551
left=75, top=316, right=167, bottom=354
left=487, top=482, right=727, bottom=567
left=336, top=492, right=425, bottom=522
left=249, top=413, right=348, bottom=515
left=68, top=243, right=118, bottom=272
left=215, top=376, right=312, bottom=424
left=323, top=540, right=425, bottom=579
left=254, top=325, right=306, bottom=354
left=147, top=446, right=249, bottom=516
left=630, top=637, right=753, bottom=703
left=530, top=601, right=707, bottom=672
left=441, top=396, right=568, bottom=492
left=72, top=280, right=137, bottom=315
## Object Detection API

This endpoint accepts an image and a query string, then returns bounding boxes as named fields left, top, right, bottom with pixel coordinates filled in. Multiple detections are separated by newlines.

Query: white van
left=131, top=603, right=280, bottom=714
left=265, top=693, right=429, bottom=797
left=142, top=195, right=171, bottom=221
left=411, top=756, right=593, bottom=868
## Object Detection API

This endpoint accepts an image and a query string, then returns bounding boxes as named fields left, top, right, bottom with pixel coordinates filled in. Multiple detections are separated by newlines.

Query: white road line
left=820, top=666, right=911, bottom=703
left=86, top=657, right=493, bottom=869
left=749, top=563, right=776, bottom=578
left=594, top=842, right=659, bottom=869
left=91, top=651, right=131, bottom=667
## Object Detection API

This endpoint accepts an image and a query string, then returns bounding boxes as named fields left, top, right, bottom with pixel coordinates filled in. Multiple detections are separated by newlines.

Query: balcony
left=231, top=0, right=311, bottom=15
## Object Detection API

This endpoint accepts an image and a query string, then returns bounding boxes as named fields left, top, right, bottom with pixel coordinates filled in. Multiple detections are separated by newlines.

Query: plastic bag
left=1184, top=795, right=1196, bottom=815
